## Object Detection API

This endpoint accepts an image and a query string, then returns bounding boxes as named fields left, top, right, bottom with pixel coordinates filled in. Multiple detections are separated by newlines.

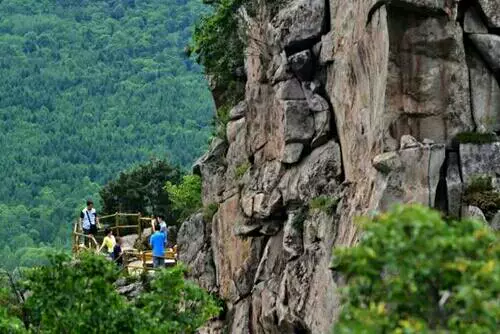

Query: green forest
left=0, top=0, right=214, bottom=270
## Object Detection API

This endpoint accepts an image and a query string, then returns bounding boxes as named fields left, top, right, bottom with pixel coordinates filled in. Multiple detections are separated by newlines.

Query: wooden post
left=115, top=212, right=120, bottom=237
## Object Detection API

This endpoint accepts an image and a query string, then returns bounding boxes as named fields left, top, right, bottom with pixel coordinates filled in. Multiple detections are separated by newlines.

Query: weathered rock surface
left=466, top=48, right=500, bottom=133
left=176, top=0, right=500, bottom=332
left=460, top=142, right=500, bottom=188
left=464, top=6, right=488, bottom=33
left=478, top=0, right=500, bottom=28
left=469, top=34, right=500, bottom=73
left=461, top=205, right=487, bottom=223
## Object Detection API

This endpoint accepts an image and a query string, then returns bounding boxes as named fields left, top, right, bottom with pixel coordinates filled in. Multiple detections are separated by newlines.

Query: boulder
left=270, top=0, right=326, bottom=50
left=461, top=205, right=487, bottom=223
left=302, top=82, right=330, bottom=112
left=226, top=118, right=246, bottom=143
left=478, top=0, right=500, bottom=28
left=288, top=50, right=314, bottom=81
left=400, top=134, right=421, bottom=149
left=464, top=6, right=488, bottom=33
left=377, top=144, right=446, bottom=210
left=469, top=34, right=500, bottom=73
left=283, top=143, right=304, bottom=164
left=193, top=138, right=228, bottom=205
left=280, top=141, right=342, bottom=204
left=491, top=211, right=500, bottom=231
left=229, top=101, right=247, bottom=121
left=466, top=48, right=500, bottom=133
left=460, top=142, right=500, bottom=188
left=319, top=32, right=335, bottom=64
left=312, top=109, right=331, bottom=148
left=446, top=151, right=463, bottom=219
left=282, top=209, right=305, bottom=260
left=282, top=100, right=315, bottom=143
left=275, top=78, right=305, bottom=100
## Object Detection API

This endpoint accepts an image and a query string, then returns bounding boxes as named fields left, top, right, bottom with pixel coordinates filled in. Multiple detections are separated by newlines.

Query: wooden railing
left=71, top=212, right=177, bottom=273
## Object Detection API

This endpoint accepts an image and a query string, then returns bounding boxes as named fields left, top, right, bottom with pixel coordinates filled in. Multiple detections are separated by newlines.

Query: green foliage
left=309, top=196, right=339, bottom=215
left=203, top=203, right=219, bottom=222
left=332, top=205, right=500, bottom=333
left=10, top=252, right=221, bottom=333
left=456, top=132, right=498, bottom=144
left=100, top=159, right=181, bottom=221
left=137, top=264, right=221, bottom=333
left=191, top=0, right=246, bottom=107
left=0, top=0, right=214, bottom=269
left=165, top=174, right=203, bottom=224
left=464, top=175, right=500, bottom=221
left=235, top=162, right=250, bottom=179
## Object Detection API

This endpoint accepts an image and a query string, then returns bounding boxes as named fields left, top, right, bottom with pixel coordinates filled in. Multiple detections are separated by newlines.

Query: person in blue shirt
left=150, top=223, right=166, bottom=268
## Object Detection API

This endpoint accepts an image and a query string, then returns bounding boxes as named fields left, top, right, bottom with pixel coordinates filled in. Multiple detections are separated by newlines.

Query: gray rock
left=229, top=299, right=251, bottom=334
left=193, top=138, right=228, bottom=205
left=464, top=6, right=488, bottom=33
left=268, top=52, right=293, bottom=84
left=460, top=142, right=500, bottom=188
left=312, top=109, right=331, bottom=148
left=319, top=32, right=335, bottom=64
left=117, top=282, right=144, bottom=299
left=288, top=50, right=314, bottom=81
left=280, top=141, right=342, bottom=204
left=226, top=118, right=246, bottom=143
left=378, top=144, right=446, bottom=209
left=491, top=211, right=500, bottom=231
left=373, top=151, right=402, bottom=174
left=282, top=209, right=305, bottom=261
left=400, top=134, right=421, bottom=149
left=270, top=0, right=325, bottom=50
left=478, top=0, right=500, bottom=28
left=422, top=138, right=435, bottom=145
left=466, top=48, right=500, bottom=133
left=177, top=213, right=217, bottom=292
left=283, top=100, right=315, bottom=143
left=469, top=34, right=500, bottom=73
left=275, top=78, right=305, bottom=100
left=229, top=101, right=247, bottom=121
left=461, top=205, right=487, bottom=223
left=446, top=151, right=463, bottom=219
left=302, top=82, right=330, bottom=112
left=283, top=143, right=304, bottom=164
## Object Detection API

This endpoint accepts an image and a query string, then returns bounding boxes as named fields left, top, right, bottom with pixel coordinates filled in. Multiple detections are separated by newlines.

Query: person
left=113, top=237, right=124, bottom=267
left=99, top=228, right=116, bottom=259
left=150, top=223, right=166, bottom=268
left=79, top=199, right=100, bottom=247
left=150, top=215, right=158, bottom=232
left=157, top=215, right=167, bottom=232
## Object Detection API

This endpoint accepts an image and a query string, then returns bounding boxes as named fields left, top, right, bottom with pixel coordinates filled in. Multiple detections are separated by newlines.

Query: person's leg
left=153, top=256, right=159, bottom=268
left=158, top=257, right=165, bottom=268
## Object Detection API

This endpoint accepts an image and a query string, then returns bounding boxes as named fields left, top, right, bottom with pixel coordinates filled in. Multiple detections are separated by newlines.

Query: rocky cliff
left=178, top=0, right=500, bottom=333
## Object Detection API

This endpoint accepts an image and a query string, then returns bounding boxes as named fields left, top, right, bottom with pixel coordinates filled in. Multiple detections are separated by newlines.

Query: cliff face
left=178, top=0, right=500, bottom=333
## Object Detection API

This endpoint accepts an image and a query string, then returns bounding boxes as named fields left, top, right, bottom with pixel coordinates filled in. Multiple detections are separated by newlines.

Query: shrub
left=203, top=203, right=219, bottom=222
left=12, top=252, right=221, bottom=333
left=165, top=174, right=203, bottom=225
left=309, top=196, right=339, bottom=215
left=235, top=162, right=250, bottom=179
left=332, top=205, right=499, bottom=333
left=456, top=132, right=498, bottom=144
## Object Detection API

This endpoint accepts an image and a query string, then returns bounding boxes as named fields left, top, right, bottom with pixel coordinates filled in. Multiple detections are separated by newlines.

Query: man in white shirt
left=79, top=199, right=100, bottom=247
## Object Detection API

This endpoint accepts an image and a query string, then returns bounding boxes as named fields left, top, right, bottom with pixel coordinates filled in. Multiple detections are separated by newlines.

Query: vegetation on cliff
left=333, top=205, right=499, bottom=333
left=0, top=252, right=221, bottom=333
left=0, top=0, right=214, bottom=269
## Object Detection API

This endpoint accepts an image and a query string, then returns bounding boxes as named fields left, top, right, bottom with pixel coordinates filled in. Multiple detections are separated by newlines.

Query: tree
left=99, top=159, right=182, bottom=221
left=17, top=251, right=221, bottom=333
left=165, top=174, right=202, bottom=224
left=332, top=205, right=499, bottom=333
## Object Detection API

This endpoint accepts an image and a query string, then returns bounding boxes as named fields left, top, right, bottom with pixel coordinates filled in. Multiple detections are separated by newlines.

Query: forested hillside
left=0, top=0, right=214, bottom=269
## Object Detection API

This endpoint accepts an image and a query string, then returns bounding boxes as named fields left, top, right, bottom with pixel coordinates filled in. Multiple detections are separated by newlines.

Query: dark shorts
left=83, top=224, right=97, bottom=235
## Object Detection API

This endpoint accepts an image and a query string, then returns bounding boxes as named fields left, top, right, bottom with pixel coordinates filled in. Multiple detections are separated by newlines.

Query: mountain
left=179, top=0, right=500, bottom=332
left=0, top=0, right=214, bottom=269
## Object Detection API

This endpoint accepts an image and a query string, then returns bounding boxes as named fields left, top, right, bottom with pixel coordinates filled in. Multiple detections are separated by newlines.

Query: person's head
left=86, top=199, right=94, bottom=210
left=158, top=215, right=165, bottom=222
left=105, top=228, right=112, bottom=236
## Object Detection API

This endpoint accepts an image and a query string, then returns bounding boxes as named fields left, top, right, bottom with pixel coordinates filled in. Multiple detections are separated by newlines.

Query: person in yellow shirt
left=99, top=228, right=116, bottom=259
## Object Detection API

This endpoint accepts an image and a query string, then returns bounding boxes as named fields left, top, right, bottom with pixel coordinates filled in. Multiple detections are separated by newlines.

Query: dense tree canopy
left=0, top=0, right=214, bottom=269
left=0, top=252, right=221, bottom=333
left=332, top=205, right=499, bottom=333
